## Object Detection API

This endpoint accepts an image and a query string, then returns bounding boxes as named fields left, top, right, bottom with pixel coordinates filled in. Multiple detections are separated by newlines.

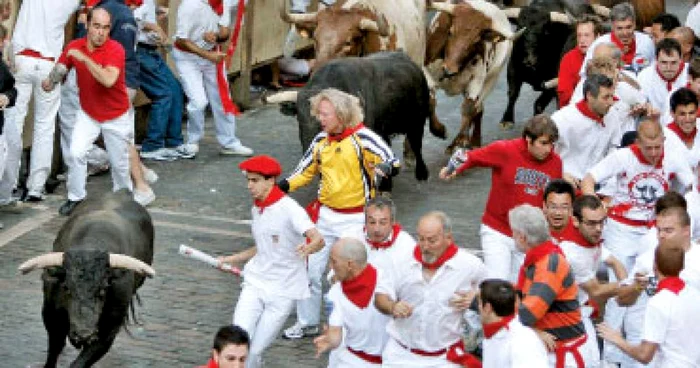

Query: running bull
left=265, top=52, right=446, bottom=181
left=18, top=191, right=155, bottom=368
left=425, top=0, right=522, bottom=151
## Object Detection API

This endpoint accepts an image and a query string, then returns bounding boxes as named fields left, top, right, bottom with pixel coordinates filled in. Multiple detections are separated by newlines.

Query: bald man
left=669, top=26, right=697, bottom=62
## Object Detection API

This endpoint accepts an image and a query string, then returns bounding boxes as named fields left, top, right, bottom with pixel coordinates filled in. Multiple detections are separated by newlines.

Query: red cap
left=238, top=155, right=282, bottom=177
left=125, top=0, right=144, bottom=7
left=85, top=0, right=100, bottom=7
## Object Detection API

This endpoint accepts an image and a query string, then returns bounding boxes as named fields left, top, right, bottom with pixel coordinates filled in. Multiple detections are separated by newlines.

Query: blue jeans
left=136, top=46, right=184, bottom=152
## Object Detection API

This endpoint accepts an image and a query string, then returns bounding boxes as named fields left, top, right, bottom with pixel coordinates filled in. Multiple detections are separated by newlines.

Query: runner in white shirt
left=218, top=155, right=324, bottom=368
left=313, top=238, right=388, bottom=367
left=663, top=89, right=700, bottom=174
left=0, top=0, right=80, bottom=203
left=637, top=39, right=689, bottom=113
left=598, top=243, right=700, bottom=367
left=477, top=279, right=548, bottom=368
left=582, top=3, right=655, bottom=76
left=343, top=196, right=415, bottom=273
left=686, top=2, right=700, bottom=40
left=375, top=211, right=487, bottom=367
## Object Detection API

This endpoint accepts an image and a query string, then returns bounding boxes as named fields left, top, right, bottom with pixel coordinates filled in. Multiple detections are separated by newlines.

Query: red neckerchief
left=561, top=225, right=600, bottom=249
left=629, top=144, right=663, bottom=168
left=576, top=99, right=604, bottom=125
left=551, top=219, right=576, bottom=244
left=483, top=314, right=516, bottom=339
left=199, top=358, right=218, bottom=368
left=667, top=122, right=697, bottom=145
left=341, top=264, right=377, bottom=309
left=366, top=224, right=402, bottom=249
left=610, top=31, right=636, bottom=65
left=254, top=186, right=285, bottom=214
left=656, top=61, right=686, bottom=91
left=656, top=276, right=686, bottom=295
left=517, top=241, right=563, bottom=291
left=446, top=340, right=483, bottom=367
left=327, top=123, right=365, bottom=142
left=209, top=0, right=224, bottom=15
left=413, top=243, right=458, bottom=270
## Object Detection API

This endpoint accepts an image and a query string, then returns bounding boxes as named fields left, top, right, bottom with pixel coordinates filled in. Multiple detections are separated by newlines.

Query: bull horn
left=18, top=252, right=65, bottom=274
left=280, top=11, right=318, bottom=25
left=503, top=7, right=521, bottom=19
left=359, top=17, right=389, bottom=37
left=109, top=254, right=156, bottom=278
left=590, top=4, right=610, bottom=18
left=508, top=27, right=527, bottom=41
left=429, top=2, right=455, bottom=15
left=263, top=91, right=299, bottom=104
left=550, top=11, right=572, bottom=24
left=543, top=78, right=559, bottom=89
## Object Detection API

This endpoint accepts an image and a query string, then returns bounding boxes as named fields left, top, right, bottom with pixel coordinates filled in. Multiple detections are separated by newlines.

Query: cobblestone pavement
left=0, top=2, right=688, bottom=365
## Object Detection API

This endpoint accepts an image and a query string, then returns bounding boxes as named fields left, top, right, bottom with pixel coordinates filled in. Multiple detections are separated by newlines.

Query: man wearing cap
left=218, top=155, right=324, bottom=368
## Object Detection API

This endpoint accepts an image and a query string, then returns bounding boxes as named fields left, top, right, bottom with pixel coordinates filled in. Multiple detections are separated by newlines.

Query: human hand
left=391, top=301, right=413, bottom=318
left=596, top=322, right=623, bottom=345
left=41, top=79, right=56, bottom=92
left=535, top=329, right=557, bottom=352
left=313, top=326, right=332, bottom=358
left=563, top=173, right=581, bottom=189
left=449, top=290, right=476, bottom=311
left=207, top=50, right=226, bottom=64
left=296, top=243, right=312, bottom=258
left=438, top=167, right=457, bottom=181
left=203, top=31, right=218, bottom=44
left=67, top=49, right=86, bottom=63
left=0, top=94, right=8, bottom=109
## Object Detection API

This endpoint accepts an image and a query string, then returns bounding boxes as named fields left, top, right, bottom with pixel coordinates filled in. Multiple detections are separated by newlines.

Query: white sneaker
left=282, top=321, right=319, bottom=339
left=220, top=143, right=253, bottom=156
left=140, top=147, right=179, bottom=161
left=134, top=188, right=156, bottom=207
left=143, top=168, right=159, bottom=185
left=177, top=143, right=199, bottom=159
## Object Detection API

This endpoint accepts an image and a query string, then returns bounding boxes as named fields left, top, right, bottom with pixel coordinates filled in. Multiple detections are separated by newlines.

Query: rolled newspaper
left=178, top=244, right=241, bottom=276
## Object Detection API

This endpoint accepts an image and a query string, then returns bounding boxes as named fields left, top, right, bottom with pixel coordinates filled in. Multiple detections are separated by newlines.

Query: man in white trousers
left=0, top=0, right=80, bottom=203
left=218, top=155, right=323, bottom=368
left=313, top=238, right=388, bottom=367
left=173, top=0, right=253, bottom=157
left=478, top=279, right=549, bottom=368
left=375, top=211, right=487, bottom=367
left=42, top=8, right=134, bottom=216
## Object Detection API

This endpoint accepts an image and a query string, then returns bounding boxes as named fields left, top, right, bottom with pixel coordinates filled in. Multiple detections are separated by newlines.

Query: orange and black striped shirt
left=518, top=252, right=585, bottom=341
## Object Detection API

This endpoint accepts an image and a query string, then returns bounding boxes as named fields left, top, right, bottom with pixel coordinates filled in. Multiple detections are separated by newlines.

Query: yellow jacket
left=285, top=126, right=399, bottom=209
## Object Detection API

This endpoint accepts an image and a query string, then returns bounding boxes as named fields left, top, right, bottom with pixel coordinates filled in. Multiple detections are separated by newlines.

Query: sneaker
left=24, top=194, right=43, bottom=203
left=282, top=322, right=319, bottom=339
left=220, top=143, right=253, bottom=157
left=133, top=188, right=156, bottom=207
left=59, top=200, right=83, bottom=216
left=140, top=147, right=178, bottom=161
left=143, top=168, right=159, bottom=185
left=173, top=144, right=197, bottom=159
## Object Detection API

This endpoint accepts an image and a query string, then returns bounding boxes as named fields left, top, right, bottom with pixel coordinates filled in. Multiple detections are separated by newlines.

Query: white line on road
left=148, top=208, right=252, bottom=225
left=154, top=220, right=252, bottom=238
left=0, top=209, right=56, bottom=248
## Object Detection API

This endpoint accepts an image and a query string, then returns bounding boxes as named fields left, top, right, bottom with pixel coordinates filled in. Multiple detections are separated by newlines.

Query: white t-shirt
left=175, top=0, right=233, bottom=51
left=343, top=226, right=415, bottom=275
left=242, top=196, right=315, bottom=300
left=482, top=318, right=549, bottom=368
left=553, top=102, right=627, bottom=180
left=637, top=62, right=690, bottom=113
left=11, top=0, right=80, bottom=58
left=643, top=284, right=700, bottom=367
left=587, top=147, right=695, bottom=222
left=376, top=248, right=487, bottom=352
left=133, top=0, right=158, bottom=45
left=582, top=32, right=656, bottom=76
left=558, top=240, right=602, bottom=307
left=328, top=269, right=389, bottom=356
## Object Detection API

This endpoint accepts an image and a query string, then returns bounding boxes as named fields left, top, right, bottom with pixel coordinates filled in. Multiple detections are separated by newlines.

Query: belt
left=396, top=340, right=446, bottom=357
left=347, top=346, right=382, bottom=364
left=609, top=214, right=655, bottom=228
left=554, top=334, right=587, bottom=368
left=17, top=49, right=54, bottom=62
left=137, top=42, right=158, bottom=51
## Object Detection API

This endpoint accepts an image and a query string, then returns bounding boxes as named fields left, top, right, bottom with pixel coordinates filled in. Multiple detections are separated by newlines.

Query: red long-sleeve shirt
left=456, top=138, right=563, bottom=236
left=557, top=48, right=585, bottom=108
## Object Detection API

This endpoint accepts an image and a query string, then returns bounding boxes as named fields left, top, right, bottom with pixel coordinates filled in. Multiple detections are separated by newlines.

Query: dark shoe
left=24, top=195, right=43, bottom=203
left=59, top=200, right=82, bottom=216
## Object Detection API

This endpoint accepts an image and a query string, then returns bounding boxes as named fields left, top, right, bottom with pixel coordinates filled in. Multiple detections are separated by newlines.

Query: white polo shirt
left=553, top=101, right=627, bottom=180
left=242, top=196, right=315, bottom=300
left=175, top=0, right=233, bottom=51
left=583, top=32, right=656, bottom=75
left=587, top=146, right=694, bottom=222
left=643, top=282, right=700, bottom=367
left=328, top=269, right=389, bottom=359
left=376, top=247, right=487, bottom=352
left=11, top=0, right=80, bottom=58
left=482, top=317, right=549, bottom=368
left=637, top=62, right=689, bottom=113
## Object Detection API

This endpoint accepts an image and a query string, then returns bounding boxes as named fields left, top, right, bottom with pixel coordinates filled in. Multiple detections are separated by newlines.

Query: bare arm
left=605, top=255, right=628, bottom=281
left=297, top=228, right=324, bottom=257
left=581, top=279, right=620, bottom=300
left=580, top=173, right=597, bottom=196
left=219, top=246, right=257, bottom=265
left=597, top=323, right=658, bottom=364
left=375, top=293, right=412, bottom=318
left=174, top=38, right=224, bottom=63
left=313, top=326, right=343, bottom=357
left=41, top=63, right=69, bottom=92
left=67, top=49, right=119, bottom=88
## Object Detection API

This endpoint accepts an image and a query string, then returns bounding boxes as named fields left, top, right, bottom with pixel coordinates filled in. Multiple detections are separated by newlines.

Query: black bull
left=18, top=191, right=155, bottom=368
left=268, top=52, right=447, bottom=182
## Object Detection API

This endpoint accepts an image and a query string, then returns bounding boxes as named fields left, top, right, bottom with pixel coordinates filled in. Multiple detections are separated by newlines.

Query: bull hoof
left=500, top=121, right=515, bottom=130
left=415, top=164, right=429, bottom=181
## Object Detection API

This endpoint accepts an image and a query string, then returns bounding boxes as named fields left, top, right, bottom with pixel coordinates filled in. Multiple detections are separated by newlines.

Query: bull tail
left=428, top=92, right=447, bottom=139
left=121, top=293, right=144, bottom=338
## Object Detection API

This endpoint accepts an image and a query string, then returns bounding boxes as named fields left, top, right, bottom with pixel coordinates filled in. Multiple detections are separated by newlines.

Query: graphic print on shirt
left=514, top=167, right=551, bottom=195
left=627, top=171, right=669, bottom=209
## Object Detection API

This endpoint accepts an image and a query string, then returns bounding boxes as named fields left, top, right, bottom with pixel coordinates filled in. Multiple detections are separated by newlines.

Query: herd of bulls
left=269, top=0, right=664, bottom=178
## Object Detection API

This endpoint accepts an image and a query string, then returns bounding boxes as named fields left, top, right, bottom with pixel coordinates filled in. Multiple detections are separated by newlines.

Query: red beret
left=239, top=155, right=282, bottom=177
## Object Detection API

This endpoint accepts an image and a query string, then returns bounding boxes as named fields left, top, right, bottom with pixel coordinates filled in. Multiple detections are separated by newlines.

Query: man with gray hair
left=313, top=238, right=388, bottom=367
left=509, top=204, right=591, bottom=368
left=375, top=211, right=486, bottom=367
left=583, top=3, right=655, bottom=75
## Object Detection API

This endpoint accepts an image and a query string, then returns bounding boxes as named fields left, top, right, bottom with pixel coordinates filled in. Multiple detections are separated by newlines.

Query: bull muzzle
left=69, top=330, right=99, bottom=348
left=440, top=65, right=458, bottom=81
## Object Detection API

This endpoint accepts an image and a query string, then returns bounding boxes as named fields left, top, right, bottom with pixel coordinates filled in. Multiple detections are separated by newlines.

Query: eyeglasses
left=546, top=204, right=571, bottom=212
left=581, top=217, right=607, bottom=227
